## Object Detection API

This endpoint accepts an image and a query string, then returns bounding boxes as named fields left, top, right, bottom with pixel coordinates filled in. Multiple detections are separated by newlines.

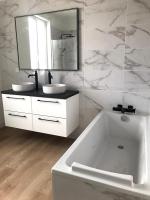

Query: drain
left=117, top=145, right=124, bottom=149
left=121, top=115, right=129, bottom=122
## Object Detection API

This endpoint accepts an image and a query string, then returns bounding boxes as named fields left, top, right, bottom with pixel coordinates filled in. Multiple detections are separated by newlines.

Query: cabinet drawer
left=4, top=111, right=32, bottom=131
left=33, top=115, right=67, bottom=137
left=32, top=97, right=66, bottom=118
left=2, top=94, right=31, bottom=113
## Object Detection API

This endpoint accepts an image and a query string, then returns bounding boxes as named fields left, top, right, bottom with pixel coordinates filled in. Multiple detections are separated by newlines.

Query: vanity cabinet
left=32, top=97, right=66, bottom=118
left=2, top=91, right=79, bottom=137
left=3, top=94, right=32, bottom=131
left=4, top=111, right=32, bottom=131
left=33, top=115, right=66, bottom=137
left=2, top=95, right=32, bottom=113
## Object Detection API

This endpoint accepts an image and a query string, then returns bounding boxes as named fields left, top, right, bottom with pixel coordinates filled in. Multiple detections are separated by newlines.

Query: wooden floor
left=0, top=127, right=73, bottom=200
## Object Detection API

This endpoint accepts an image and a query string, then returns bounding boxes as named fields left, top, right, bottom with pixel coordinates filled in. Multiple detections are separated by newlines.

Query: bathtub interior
left=66, top=111, right=147, bottom=185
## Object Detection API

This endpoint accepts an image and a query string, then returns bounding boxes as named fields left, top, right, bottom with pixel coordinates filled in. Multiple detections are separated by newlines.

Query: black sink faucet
left=48, top=70, right=53, bottom=84
left=28, top=70, right=38, bottom=90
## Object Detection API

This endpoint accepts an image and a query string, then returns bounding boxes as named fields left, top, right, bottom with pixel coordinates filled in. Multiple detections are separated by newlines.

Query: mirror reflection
left=15, top=9, right=79, bottom=71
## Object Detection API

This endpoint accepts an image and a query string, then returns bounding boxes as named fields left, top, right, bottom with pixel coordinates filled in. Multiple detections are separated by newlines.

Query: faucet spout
left=28, top=70, right=38, bottom=90
left=48, top=70, right=53, bottom=84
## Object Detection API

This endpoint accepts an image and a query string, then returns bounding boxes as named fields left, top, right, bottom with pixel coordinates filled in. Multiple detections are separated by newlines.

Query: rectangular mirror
left=15, top=8, right=79, bottom=71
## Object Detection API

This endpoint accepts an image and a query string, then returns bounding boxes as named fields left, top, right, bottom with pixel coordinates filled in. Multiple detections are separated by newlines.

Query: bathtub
left=52, top=111, right=150, bottom=200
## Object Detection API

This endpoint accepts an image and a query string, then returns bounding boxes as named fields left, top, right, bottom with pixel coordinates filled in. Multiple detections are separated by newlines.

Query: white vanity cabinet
left=32, top=97, right=66, bottom=118
left=2, top=95, right=32, bottom=113
left=4, top=111, right=32, bottom=131
left=2, top=91, right=79, bottom=137
left=2, top=94, right=32, bottom=131
left=32, top=95, right=79, bottom=137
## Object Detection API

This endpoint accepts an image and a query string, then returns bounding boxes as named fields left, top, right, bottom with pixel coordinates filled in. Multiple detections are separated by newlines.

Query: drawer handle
left=38, top=118, right=59, bottom=123
left=6, top=97, right=25, bottom=100
left=37, top=100, right=59, bottom=103
left=8, top=113, right=27, bottom=118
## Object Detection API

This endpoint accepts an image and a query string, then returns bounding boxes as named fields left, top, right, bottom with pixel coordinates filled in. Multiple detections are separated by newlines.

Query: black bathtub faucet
left=112, top=104, right=136, bottom=114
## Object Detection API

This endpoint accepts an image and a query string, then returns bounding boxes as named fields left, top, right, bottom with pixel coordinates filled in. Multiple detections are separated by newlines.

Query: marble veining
left=125, top=48, right=150, bottom=70
left=84, top=47, right=124, bottom=90
left=124, top=70, right=150, bottom=92
left=127, top=0, right=150, bottom=25
left=126, top=23, right=150, bottom=49
left=85, top=0, right=126, bottom=28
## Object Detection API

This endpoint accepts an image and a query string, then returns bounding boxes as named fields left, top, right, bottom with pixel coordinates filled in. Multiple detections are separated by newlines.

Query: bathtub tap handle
left=118, top=104, right=123, bottom=109
left=113, top=104, right=136, bottom=114
left=112, top=104, right=123, bottom=112
left=128, top=105, right=136, bottom=113
left=128, top=105, right=133, bottom=110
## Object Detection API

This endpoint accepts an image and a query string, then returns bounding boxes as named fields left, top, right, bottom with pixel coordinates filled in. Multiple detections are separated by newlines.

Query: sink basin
left=12, top=82, right=35, bottom=92
left=43, top=84, right=66, bottom=94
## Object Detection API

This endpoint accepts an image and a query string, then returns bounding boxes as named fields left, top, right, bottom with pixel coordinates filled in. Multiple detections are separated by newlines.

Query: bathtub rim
left=52, top=110, right=150, bottom=199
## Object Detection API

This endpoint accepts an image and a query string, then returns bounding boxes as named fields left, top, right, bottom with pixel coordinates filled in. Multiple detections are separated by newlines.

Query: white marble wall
left=0, top=0, right=150, bottom=135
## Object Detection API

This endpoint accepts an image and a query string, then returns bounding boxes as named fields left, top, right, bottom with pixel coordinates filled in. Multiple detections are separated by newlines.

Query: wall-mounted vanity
left=1, top=8, right=80, bottom=137
left=2, top=90, right=79, bottom=137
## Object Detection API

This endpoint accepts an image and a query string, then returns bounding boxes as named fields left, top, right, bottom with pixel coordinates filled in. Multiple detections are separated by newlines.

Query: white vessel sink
left=43, top=84, right=66, bottom=94
left=12, top=82, right=35, bottom=92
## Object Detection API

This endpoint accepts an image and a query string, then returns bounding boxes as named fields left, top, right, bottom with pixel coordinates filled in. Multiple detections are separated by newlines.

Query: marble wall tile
left=126, top=23, right=150, bottom=49
left=84, top=66, right=124, bottom=90
left=81, top=89, right=123, bottom=111
left=0, top=35, right=16, bottom=52
left=124, top=70, right=150, bottom=92
left=84, top=26, right=125, bottom=50
left=0, top=0, right=19, bottom=35
left=48, top=71, right=84, bottom=89
left=84, top=46, right=125, bottom=70
left=84, top=0, right=126, bottom=50
left=127, top=0, right=150, bottom=25
left=26, top=0, right=85, bottom=14
left=123, top=91, right=150, bottom=115
left=85, top=0, right=126, bottom=29
left=84, top=47, right=124, bottom=90
left=60, top=71, right=84, bottom=89
left=125, top=48, right=150, bottom=70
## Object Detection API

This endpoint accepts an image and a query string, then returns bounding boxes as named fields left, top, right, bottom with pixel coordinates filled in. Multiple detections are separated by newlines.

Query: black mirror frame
left=15, top=8, right=80, bottom=71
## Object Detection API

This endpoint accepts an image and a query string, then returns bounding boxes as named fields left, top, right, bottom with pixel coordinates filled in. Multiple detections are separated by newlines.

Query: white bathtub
left=52, top=111, right=150, bottom=200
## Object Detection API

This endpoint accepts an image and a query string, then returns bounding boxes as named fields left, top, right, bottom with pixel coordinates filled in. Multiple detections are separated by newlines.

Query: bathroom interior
left=0, top=0, right=150, bottom=200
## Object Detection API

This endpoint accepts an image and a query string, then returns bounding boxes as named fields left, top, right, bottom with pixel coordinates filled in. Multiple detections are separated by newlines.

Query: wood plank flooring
left=0, top=127, right=73, bottom=200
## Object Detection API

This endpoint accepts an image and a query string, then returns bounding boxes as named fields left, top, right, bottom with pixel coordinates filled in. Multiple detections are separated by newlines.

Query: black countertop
left=1, top=89, right=79, bottom=99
